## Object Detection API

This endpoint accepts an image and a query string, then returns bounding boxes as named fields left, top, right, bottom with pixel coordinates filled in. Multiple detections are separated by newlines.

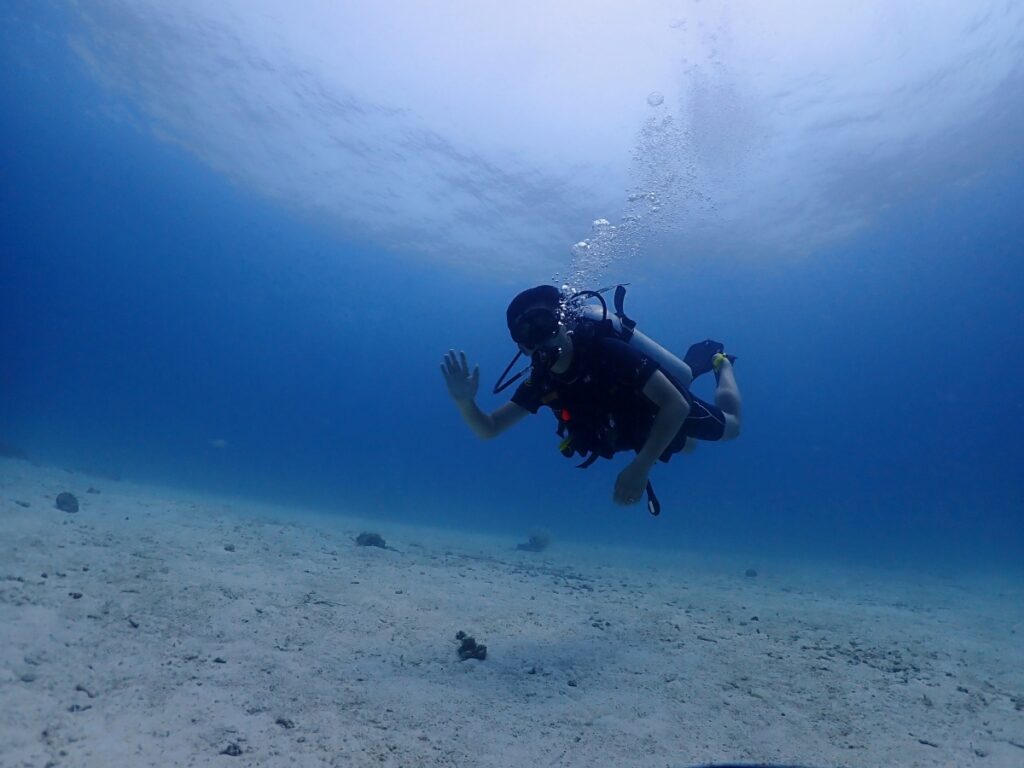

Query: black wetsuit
left=511, top=335, right=726, bottom=461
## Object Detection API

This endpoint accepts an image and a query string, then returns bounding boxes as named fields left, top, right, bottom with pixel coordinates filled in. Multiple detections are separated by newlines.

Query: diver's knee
left=715, top=391, right=741, bottom=417
left=721, top=413, right=741, bottom=440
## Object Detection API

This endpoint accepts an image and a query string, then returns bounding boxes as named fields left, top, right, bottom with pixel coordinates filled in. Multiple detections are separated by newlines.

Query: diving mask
left=510, top=307, right=559, bottom=348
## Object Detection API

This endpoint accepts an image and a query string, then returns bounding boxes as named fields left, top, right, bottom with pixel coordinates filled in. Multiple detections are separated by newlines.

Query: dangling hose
left=492, top=350, right=527, bottom=394
left=646, top=481, right=661, bottom=517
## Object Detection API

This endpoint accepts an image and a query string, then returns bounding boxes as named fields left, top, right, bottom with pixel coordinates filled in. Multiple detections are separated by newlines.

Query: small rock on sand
left=516, top=529, right=552, bottom=553
left=355, top=532, right=387, bottom=549
left=56, top=492, right=79, bottom=513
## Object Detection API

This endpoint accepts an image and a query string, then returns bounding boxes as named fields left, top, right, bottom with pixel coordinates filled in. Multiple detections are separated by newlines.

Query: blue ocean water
left=2, top=2, right=1022, bottom=572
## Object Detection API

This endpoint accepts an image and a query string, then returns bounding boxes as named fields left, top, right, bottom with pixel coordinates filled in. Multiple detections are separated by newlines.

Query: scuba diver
left=440, top=284, right=741, bottom=516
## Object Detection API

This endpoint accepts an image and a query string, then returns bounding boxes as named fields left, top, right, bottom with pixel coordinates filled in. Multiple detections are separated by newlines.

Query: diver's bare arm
left=442, top=350, right=529, bottom=438
left=634, top=371, right=689, bottom=469
left=455, top=400, right=529, bottom=439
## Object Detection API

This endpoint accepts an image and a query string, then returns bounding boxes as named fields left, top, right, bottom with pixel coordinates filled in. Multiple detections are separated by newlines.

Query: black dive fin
left=683, top=339, right=725, bottom=379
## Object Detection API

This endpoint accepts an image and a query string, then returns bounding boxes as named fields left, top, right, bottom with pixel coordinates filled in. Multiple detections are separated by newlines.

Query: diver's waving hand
left=441, top=350, right=480, bottom=403
left=441, top=349, right=529, bottom=440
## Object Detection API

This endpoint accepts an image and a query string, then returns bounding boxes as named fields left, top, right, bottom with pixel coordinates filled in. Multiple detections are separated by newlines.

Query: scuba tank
left=570, top=286, right=693, bottom=391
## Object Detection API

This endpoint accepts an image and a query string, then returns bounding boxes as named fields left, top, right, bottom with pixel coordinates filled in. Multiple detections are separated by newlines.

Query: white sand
left=1, top=457, right=1022, bottom=768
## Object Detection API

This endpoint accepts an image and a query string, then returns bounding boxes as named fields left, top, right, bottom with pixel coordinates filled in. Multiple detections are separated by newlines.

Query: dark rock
left=220, top=743, right=243, bottom=757
left=56, top=492, right=79, bottom=513
left=15, top=500, right=30, bottom=508
left=86, top=487, right=101, bottom=494
left=276, top=717, right=295, bottom=729
left=744, top=568, right=758, bottom=578
left=567, top=679, right=578, bottom=687
left=516, top=528, right=552, bottom=553
left=455, top=630, right=467, bottom=641
left=69, top=592, right=83, bottom=599
left=355, top=532, right=387, bottom=549
left=457, top=633, right=487, bottom=661
left=224, top=544, right=236, bottom=552
left=214, top=657, right=227, bottom=664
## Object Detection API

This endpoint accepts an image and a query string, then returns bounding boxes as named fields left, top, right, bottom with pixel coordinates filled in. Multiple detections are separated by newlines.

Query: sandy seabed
left=1, top=457, right=1022, bottom=768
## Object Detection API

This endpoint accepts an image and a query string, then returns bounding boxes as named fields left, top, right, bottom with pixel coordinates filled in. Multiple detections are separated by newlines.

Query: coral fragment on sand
left=455, top=631, right=487, bottom=661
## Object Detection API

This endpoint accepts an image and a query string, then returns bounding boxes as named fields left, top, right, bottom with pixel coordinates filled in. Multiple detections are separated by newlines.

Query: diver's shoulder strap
left=613, top=285, right=637, bottom=341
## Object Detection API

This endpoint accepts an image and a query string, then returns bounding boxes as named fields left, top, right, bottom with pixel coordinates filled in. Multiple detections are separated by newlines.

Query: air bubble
left=646, top=91, right=665, bottom=107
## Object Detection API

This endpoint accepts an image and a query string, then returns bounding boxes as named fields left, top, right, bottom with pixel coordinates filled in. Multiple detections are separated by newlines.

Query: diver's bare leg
left=714, top=359, right=742, bottom=440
